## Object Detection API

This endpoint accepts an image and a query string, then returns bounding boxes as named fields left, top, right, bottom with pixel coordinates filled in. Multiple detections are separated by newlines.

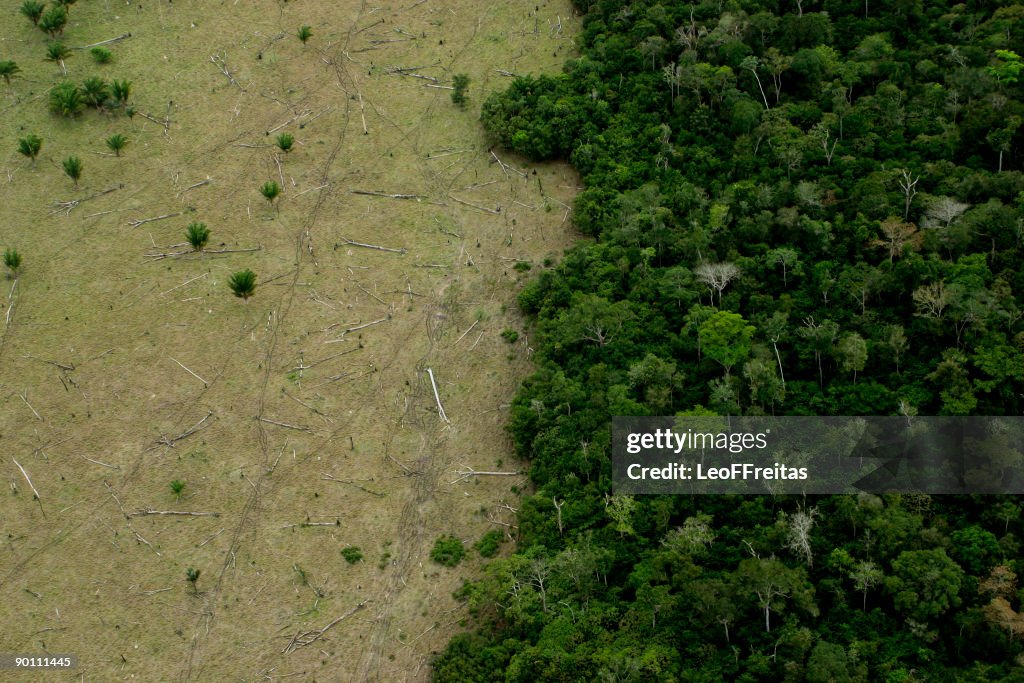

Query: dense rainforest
left=434, top=0, right=1024, bottom=680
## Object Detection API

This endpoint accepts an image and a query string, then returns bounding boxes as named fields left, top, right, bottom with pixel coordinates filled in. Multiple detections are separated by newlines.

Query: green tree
left=3, top=249, right=22, bottom=277
left=49, top=82, right=83, bottom=117
left=62, top=155, right=82, bottom=187
left=260, top=180, right=281, bottom=206
left=0, top=61, right=20, bottom=85
left=81, top=77, right=109, bottom=109
left=275, top=132, right=294, bottom=153
left=17, top=135, right=42, bottom=165
left=431, top=535, right=466, bottom=566
left=38, top=6, right=68, bottom=38
left=835, top=332, right=868, bottom=382
left=105, top=134, right=127, bottom=156
left=45, top=42, right=71, bottom=76
left=20, top=0, right=45, bottom=26
left=806, top=641, right=852, bottom=683
left=699, top=311, right=755, bottom=377
left=849, top=560, right=884, bottom=610
left=185, top=567, right=200, bottom=594
left=297, top=25, right=313, bottom=45
left=452, top=73, right=470, bottom=108
left=886, top=549, right=964, bottom=622
left=228, top=269, right=256, bottom=301
left=110, top=79, right=132, bottom=105
left=736, top=557, right=817, bottom=632
left=185, top=222, right=210, bottom=251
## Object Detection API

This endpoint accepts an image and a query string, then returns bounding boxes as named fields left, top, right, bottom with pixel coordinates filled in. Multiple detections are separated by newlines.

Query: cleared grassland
left=0, top=1, right=580, bottom=680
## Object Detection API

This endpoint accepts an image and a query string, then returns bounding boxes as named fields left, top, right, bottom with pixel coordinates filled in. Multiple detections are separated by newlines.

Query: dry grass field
left=0, top=1, right=580, bottom=680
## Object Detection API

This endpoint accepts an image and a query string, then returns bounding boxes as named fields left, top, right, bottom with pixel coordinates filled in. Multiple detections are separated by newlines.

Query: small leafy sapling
left=275, top=133, right=294, bottom=153
left=185, top=567, right=200, bottom=594
left=297, top=26, right=313, bottom=44
left=185, top=222, right=210, bottom=251
left=90, top=47, right=113, bottom=64
left=170, top=479, right=186, bottom=501
left=105, top=134, right=128, bottom=156
left=260, top=180, right=281, bottom=206
left=62, top=156, right=82, bottom=187
left=17, top=135, right=42, bottom=164
left=4, top=249, right=22, bottom=277
left=228, top=269, right=257, bottom=301
left=0, top=61, right=20, bottom=85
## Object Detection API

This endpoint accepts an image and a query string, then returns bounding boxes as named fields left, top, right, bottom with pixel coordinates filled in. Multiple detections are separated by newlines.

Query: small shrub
left=62, top=156, right=82, bottom=187
left=90, top=47, right=113, bottom=64
left=500, top=329, right=519, bottom=344
left=513, top=261, right=532, bottom=272
left=81, top=77, right=109, bottom=109
left=0, top=61, right=20, bottom=85
left=38, top=6, right=68, bottom=38
left=17, top=135, right=42, bottom=164
left=4, top=249, right=22, bottom=277
left=170, top=479, right=186, bottom=500
left=430, top=535, right=465, bottom=567
left=474, top=530, right=503, bottom=558
left=341, top=546, right=363, bottom=564
left=451, top=73, right=470, bottom=108
left=105, top=133, right=128, bottom=156
left=49, top=82, right=83, bottom=117
left=185, top=567, right=200, bottom=593
left=275, top=133, right=294, bottom=153
left=111, top=79, right=132, bottom=105
left=20, top=0, right=45, bottom=26
left=228, top=269, right=257, bottom=301
left=185, top=222, right=210, bottom=251
left=298, top=26, right=313, bottom=44
left=260, top=180, right=281, bottom=204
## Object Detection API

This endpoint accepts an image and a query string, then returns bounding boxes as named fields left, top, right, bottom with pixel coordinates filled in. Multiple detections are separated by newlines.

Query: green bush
left=474, top=530, right=503, bottom=558
left=341, top=546, right=363, bottom=564
left=430, top=535, right=465, bottom=567
left=0, top=61, right=19, bottom=85
left=90, top=47, right=113, bottom=64
left=17, top=135, right=42, bottom=163
left=49, top=82, right=83, bottom=117
left=500, top=329, right=519, bottom=344
left=228, top=269, right=257, bottom=301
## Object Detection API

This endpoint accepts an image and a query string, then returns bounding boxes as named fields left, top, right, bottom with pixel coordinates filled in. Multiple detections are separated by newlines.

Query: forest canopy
left=436, top=0, right=1024, bottom=680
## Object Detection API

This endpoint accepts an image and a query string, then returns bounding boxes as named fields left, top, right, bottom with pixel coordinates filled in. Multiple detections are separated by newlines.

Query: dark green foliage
left=3, top=249, right=22, bottom=276
left=61, top=155, right=82, bottom=186
left=259, top=180, right=281, bottom=204
left=451, top=73, right=470, bottom=108
left=90, top=47, right=113, bottom=64
left=474, top=530, right=503, bottom=558
left=297, top=25, right=313, bottom=44
left=341, top=546, right=363, bottom=564
left=0, top=61, right=19, bottom=85
left=38, top=6, right=67, bottom=38
left=275, top=132, right=294, bottom=153
left=20, top=0, right=45, bottom=26
left=500, top=328, right=519, bottom=344
left=185, top=222, right=210, bottom=251
left=228, top=269, right=256, bottom=301
left=44, top=42, right=70, bottom=74
left=80, top=77, right=109, bottom=109
left=110, top=79, right=131, bottom=105
left=170, top=479, right=186, bottom=500
left=185, top=567, right=200, bottom=593
left=105, top=133, right=127, bottom=156
left=442, top=0, right=1024, bottom=680
left=48, top=82, right=83, bottom=117
left=16, top=135, right=42, bottom=163
left=54, top=0, right=77, bottom=10
left=430, top=535, right=465, bottom=567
